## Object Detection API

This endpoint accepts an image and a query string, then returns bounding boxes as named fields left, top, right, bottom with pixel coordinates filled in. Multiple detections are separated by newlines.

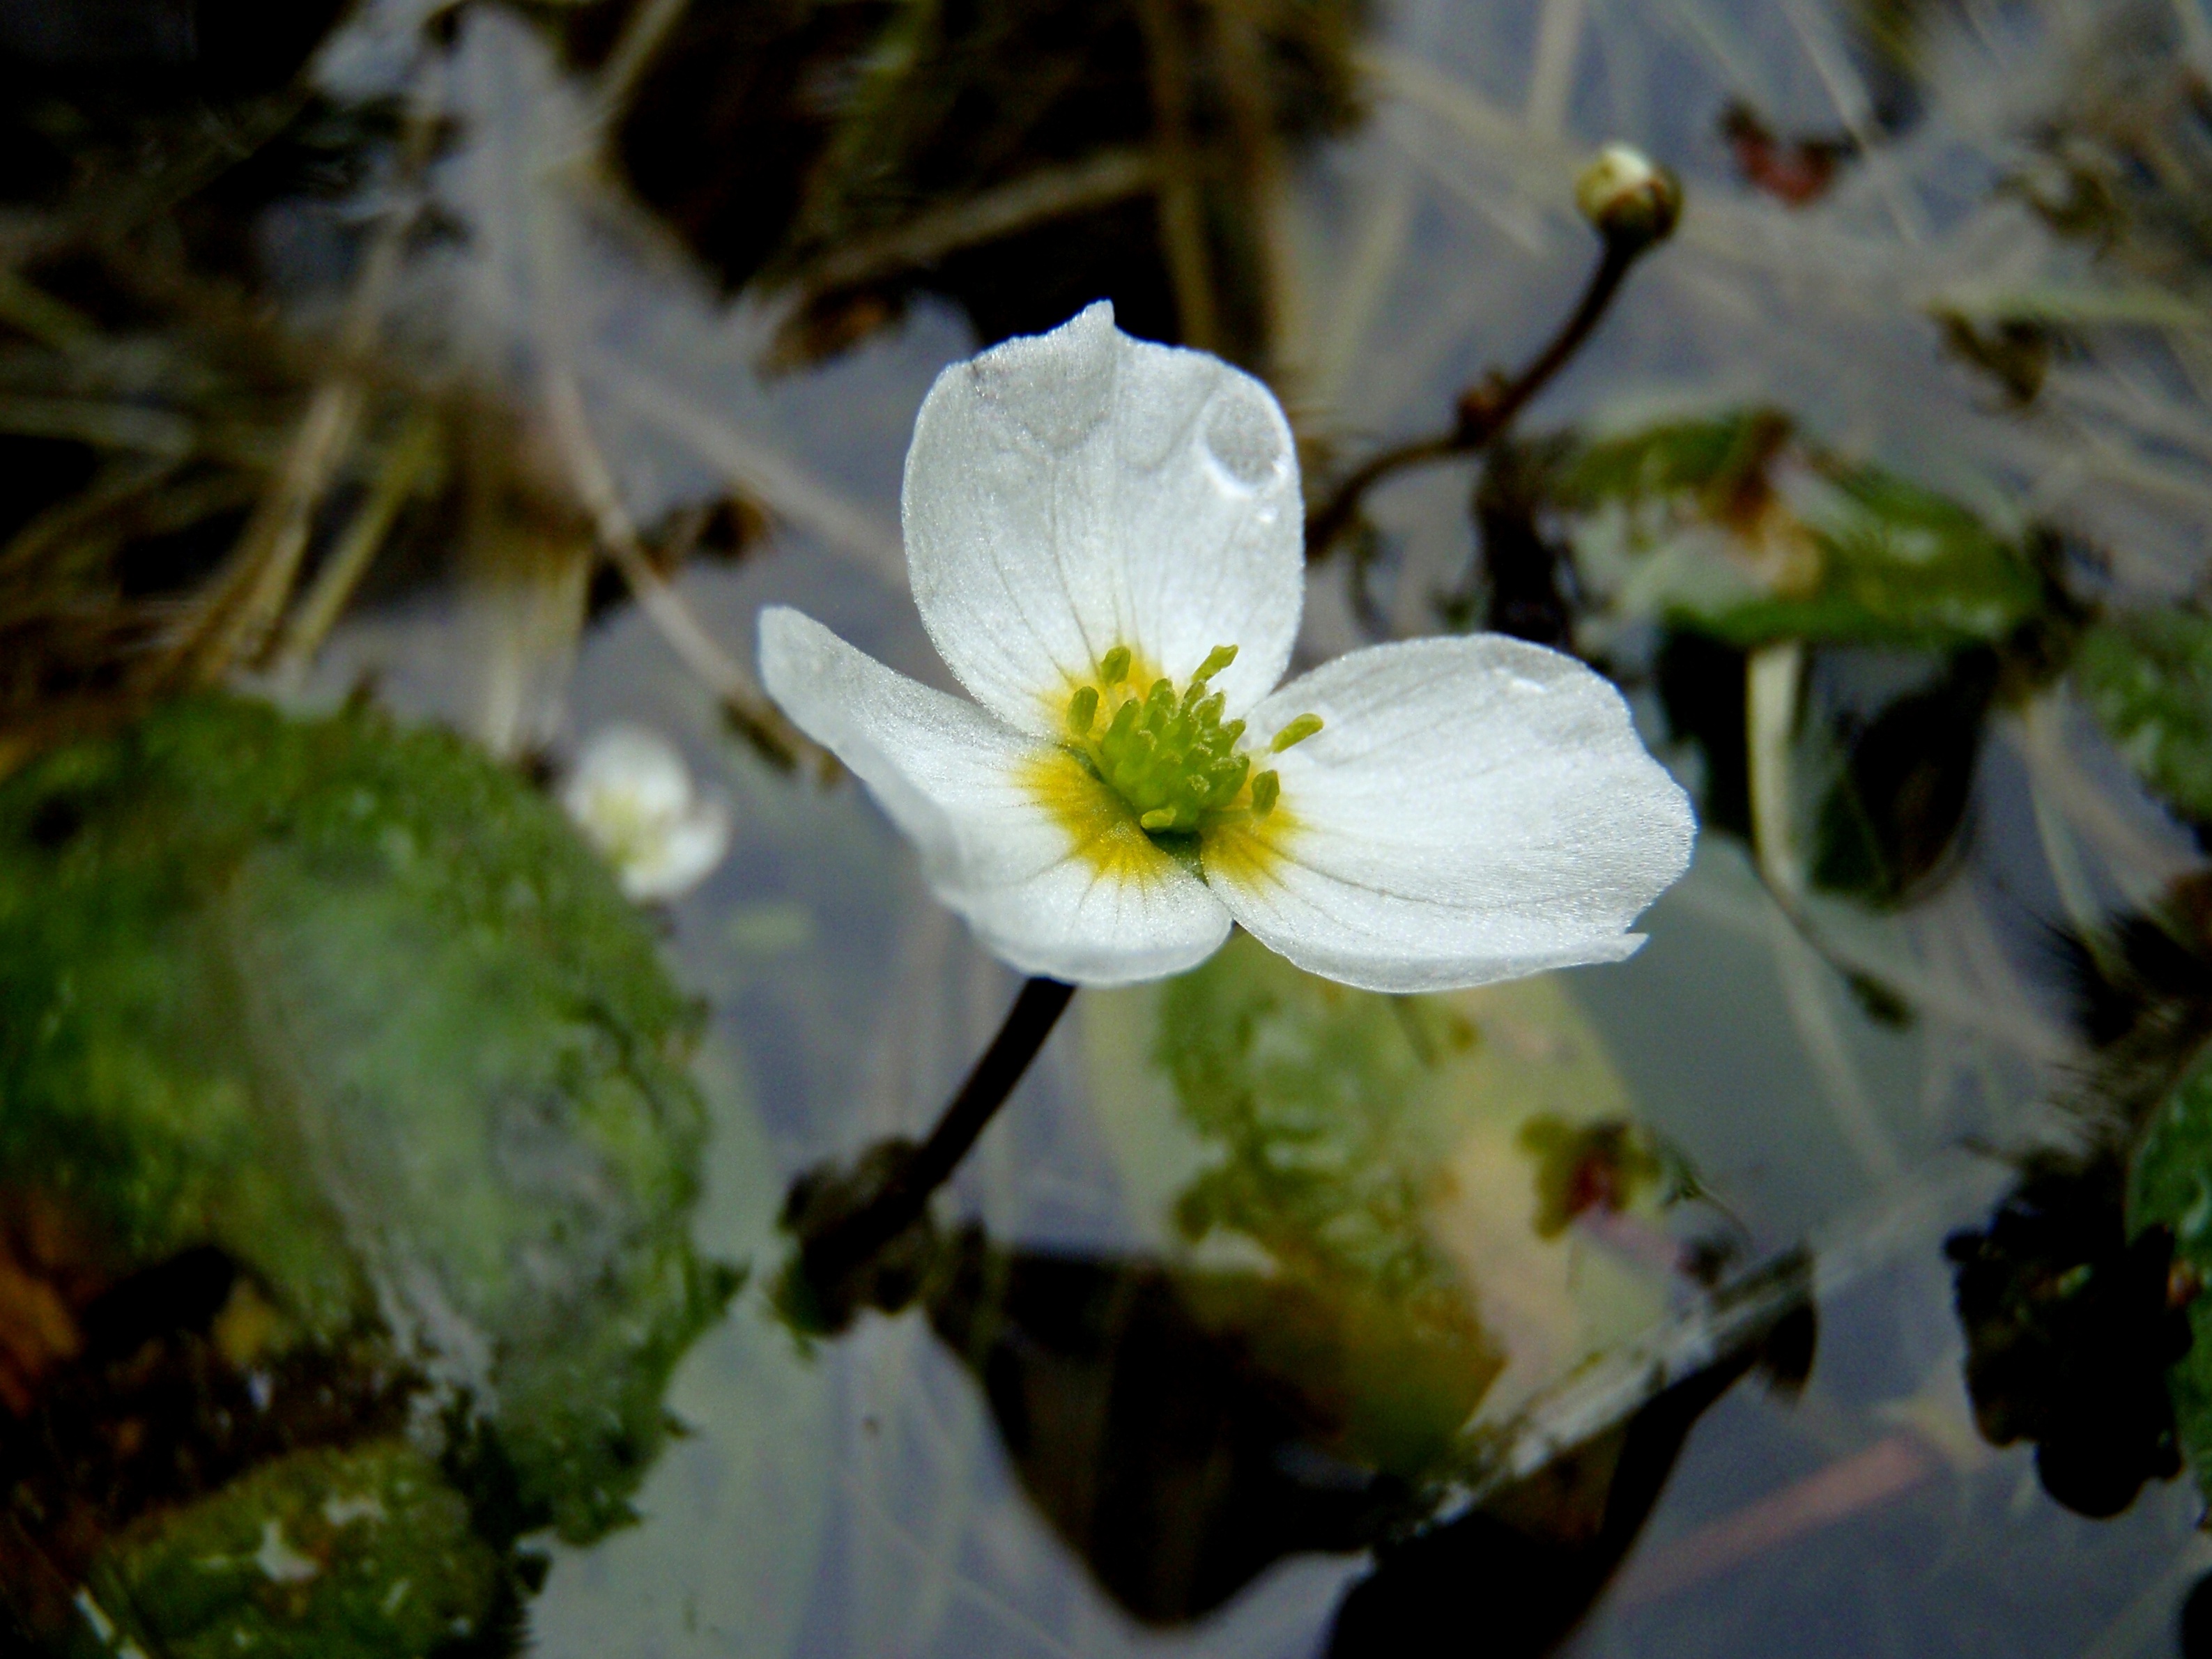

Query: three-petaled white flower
left=758, top=304, right=1693, bottom=991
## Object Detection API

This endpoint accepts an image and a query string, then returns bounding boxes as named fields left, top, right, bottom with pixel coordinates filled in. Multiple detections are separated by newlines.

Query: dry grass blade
left=268, top=407, right=445, bottom=681
left=542, top=367, right=823, bottom=775
left=794, top=149, right=1159, bottom=300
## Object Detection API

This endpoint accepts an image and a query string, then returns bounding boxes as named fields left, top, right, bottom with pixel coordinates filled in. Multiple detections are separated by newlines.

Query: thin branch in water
left=1206, top=3, right=1301, bottom=387
left=592, top=0, right=695, bottom=130
left=1305, top=229, right=1644, bottom=560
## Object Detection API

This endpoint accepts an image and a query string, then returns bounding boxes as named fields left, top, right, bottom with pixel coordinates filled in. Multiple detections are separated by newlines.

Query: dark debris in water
left=1946, top=1149, right=2191, bottom=1519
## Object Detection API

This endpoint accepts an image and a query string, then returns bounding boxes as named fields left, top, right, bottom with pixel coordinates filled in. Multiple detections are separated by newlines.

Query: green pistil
left=1061, top=643, right=1316, bottom=836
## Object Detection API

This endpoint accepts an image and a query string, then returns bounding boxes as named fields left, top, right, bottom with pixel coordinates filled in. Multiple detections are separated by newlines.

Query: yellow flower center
left=1060, top=642, right=1318, bottom=840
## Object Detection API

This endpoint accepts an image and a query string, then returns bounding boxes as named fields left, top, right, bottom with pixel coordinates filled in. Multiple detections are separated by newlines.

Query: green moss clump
left=0, top=693, right=735, bottom=1653
left=87, top=1440, right=504, bottom=1659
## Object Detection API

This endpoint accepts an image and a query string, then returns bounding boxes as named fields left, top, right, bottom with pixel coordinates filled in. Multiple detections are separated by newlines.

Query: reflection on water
left=5, top=0, right=2212, bottom=1655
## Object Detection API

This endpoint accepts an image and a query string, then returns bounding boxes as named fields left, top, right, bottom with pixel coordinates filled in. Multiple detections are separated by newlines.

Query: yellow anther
left=1250, top=771, right=1280, bottom=816
left=1100, top=645, right=1132, bottom=685
left=1067, top=686, right=1100, bottom=735
left=1139, top=807, right=1178, bottom=831
left=1269, top=713, right=1323, bottom=753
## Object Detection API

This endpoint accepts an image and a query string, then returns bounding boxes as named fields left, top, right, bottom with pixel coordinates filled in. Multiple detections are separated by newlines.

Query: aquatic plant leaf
left=2074, top=607, right=2212, bottom=824
left=1560, top=415, right=2044, bottom=650
left=920, top=1235, right=1397, bottom=1625
left=1087, top=932, right=1675, bottom=1475
left=1808, top=648, right=1997, bottom=906
left=0, top=694, right=728, bottom=1604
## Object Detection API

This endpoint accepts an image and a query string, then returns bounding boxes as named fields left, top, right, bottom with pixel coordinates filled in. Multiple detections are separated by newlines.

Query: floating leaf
left=2074, top=606, right=2212, bottom=823
left=1808, top=648, right=1997, bottom=906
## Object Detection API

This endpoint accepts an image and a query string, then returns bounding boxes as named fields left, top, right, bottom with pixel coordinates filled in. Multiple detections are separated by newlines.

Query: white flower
left=562, top=725, right=733, bottom=902
left=758, top=304, right=1694, bottom=991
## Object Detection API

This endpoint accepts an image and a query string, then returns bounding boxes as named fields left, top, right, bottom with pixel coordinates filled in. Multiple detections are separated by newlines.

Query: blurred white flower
left=562, top=725, right=732, bottom=902
left=759, top=303, right=1694, bottom=990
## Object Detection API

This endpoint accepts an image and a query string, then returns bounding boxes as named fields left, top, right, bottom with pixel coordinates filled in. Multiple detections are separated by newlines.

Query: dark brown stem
left=1305, top=233, right=1643, bottom=560
left=794, top=976, right=1075, bottom=1293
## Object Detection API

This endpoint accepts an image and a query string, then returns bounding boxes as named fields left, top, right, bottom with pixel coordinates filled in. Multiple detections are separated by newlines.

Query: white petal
left=565, top=724, right=697, bottom=820
left=758, top=607, right=1231, bottom=985
left=902, top=302, right=1303, bottom=736
left=1205, top=636, right=1695, bottom=993
left=618, top=799, right=733, bottom=902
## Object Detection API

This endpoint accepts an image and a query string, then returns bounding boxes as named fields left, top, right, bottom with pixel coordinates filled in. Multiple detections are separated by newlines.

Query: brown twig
left=1305, top=231, right=1644, bottom=561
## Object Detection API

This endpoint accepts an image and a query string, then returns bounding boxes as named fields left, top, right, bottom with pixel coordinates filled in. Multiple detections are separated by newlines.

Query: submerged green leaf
left=1085, top=933, right=1675, bottom=1480
left=2075, top=607, right=2212, bottom=822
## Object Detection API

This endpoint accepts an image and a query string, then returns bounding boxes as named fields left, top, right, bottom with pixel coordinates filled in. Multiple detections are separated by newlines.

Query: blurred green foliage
left=2075, top=607, right=2212, bottom=825
left=2126, top=1044, right=2212, bottom=1504
left=1091, top=934, right=1676, bottom=1480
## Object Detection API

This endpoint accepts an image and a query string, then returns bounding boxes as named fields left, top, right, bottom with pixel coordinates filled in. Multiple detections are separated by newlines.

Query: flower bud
left=1574, top=143, right=1682, bottom=248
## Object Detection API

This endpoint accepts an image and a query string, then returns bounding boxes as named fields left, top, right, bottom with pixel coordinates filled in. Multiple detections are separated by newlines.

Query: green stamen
left=1191, top=643, right=1238, bottom=684
left=1061, top=642, right=1280, bottom=836
left=1269, top=713, right=1323, bottom=753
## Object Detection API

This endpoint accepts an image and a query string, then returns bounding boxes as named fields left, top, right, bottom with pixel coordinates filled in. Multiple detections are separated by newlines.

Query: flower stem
left=1305, top=231, right=1645, bottom=561
left=790, top=975, right=1076, bottom=1302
